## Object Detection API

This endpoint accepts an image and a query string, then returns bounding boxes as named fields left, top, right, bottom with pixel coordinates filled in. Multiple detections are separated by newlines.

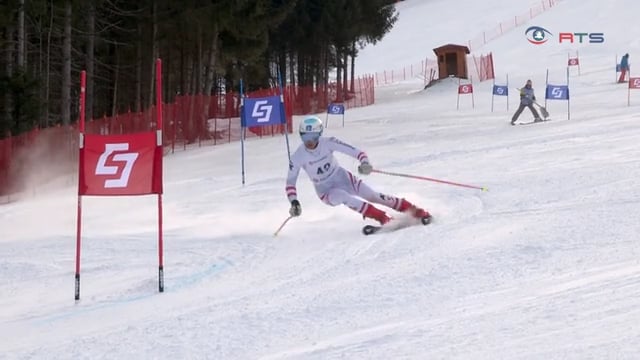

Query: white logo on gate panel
left=252, top=100, right=273, bottom=123
left=460, top=85, right=471, bottom=93
left=95, top=143, right=139, bottom=188
left=496, top=87, right=504, bottom=95
left=551, top=87, right=564, bottom=98
left=330, top=105, right=341, bottom=114
left=632, top=78, right=640, bottom=88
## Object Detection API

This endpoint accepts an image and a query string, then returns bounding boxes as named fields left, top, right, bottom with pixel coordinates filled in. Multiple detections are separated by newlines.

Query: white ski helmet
left=299, top=116, right=323, bottom=145
left=299, top=116, right=324, bottom=135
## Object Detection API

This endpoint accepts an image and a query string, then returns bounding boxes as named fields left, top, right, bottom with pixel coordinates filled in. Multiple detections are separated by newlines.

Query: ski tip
left=362, top=225, right=379, bottom=236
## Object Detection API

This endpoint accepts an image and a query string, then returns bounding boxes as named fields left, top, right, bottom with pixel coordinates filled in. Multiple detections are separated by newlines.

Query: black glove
left=289, top=199, right=301, bottom=217
left=358, top=162, right=373, bottom=175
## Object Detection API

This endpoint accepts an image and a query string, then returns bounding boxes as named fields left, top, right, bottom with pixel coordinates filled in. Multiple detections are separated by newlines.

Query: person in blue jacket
left=511, top=79, right=541, bottom=125
left=618, top=53, right=630, bottom=83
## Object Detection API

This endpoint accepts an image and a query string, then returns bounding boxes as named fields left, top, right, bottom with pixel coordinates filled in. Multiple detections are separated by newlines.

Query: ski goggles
left=300, top=132, right=321, bottom=142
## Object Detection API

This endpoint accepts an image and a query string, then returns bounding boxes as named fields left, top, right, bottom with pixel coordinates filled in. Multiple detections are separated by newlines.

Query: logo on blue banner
left=545, top=85, right=570, bottom=100
left=242, top=96, right=283, bottom=127
left=327, top=103, right=345, bottom=115
left=492, top=85, right=508, bottom=96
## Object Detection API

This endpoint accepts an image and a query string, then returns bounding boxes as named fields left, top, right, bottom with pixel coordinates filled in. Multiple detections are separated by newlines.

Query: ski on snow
left=518, top=119, right=551, bottom=125
left=362, top=215, right=432, bottom=236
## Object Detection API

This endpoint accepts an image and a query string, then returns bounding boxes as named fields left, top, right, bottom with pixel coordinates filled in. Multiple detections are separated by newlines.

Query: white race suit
left=285, top=137, right=404, bottom=214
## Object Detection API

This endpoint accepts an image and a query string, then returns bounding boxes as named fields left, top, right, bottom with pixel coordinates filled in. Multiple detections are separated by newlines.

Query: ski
left=518, top=119, right=551, bottom=125
left=362, top=215, right=432, bottom=236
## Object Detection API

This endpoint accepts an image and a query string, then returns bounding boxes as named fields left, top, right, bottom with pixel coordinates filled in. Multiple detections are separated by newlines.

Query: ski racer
left=285, top=116, right=431, bottom=225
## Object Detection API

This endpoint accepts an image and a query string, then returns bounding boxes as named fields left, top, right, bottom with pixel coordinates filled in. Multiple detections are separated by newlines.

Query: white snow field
left=2, top=0, right=640, bottom=358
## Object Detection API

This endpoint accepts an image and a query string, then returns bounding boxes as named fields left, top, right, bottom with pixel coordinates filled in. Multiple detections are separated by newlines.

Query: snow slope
left=2, top=0, right=640, bottom=359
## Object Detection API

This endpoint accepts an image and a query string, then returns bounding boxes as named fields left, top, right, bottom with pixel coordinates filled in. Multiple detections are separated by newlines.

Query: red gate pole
left=75, top=70, right=87, bottom=301
left=155, top=58, right=165, bottom=293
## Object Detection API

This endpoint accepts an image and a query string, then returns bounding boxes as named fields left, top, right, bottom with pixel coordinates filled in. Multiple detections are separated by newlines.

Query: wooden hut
left=433, top=44, right=471, bottom=79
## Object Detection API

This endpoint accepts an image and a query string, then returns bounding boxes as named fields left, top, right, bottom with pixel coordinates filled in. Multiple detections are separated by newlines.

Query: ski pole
left=372, top=169, right=489, bottom=191
left=273, top=215, right=294, bottom=237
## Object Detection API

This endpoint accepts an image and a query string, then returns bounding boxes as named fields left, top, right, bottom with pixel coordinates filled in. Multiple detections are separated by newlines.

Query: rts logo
left=559, top=32, right=604, bottom=44
left=525, top=26, right=552, bottom=45
left=525, top=26, right=605, bottom=44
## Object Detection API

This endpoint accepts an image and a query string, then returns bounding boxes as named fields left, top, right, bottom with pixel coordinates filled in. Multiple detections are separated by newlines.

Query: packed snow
left=2, top=0, right=640, bottom=358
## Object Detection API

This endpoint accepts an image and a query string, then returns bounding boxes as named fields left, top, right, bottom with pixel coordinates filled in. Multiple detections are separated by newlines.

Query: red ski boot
left=397, top=199, right=432, bottom=224
left=362, top=204, right=391, bottom=225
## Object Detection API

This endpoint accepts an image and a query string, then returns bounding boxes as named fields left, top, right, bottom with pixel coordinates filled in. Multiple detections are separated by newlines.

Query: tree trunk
left=323, top=47, right=330, bottom=107
left=5, top=25, right=15, bottom=130
left=188, top=55, right=197, bottom=142
left=288, top=51, right=295, bottom=87
left=342, top=52, right=348, bottom=99
left=203, top=27, right=219, bottom=96
left=277, top=48, right=286, bottom=87
left=335, top=49, right=342, bottom=102
left=61, top=0, right=72, bottom=126
left=201, top=28, right=219, bottom=128
left=135, top=22, right=143, bottom=112
left=195, top=26, right=203, bottom=95
left=147, top=0, right=158, bottom=110
left=86, top=0, right=96, bottom=121
left=350, top=42, right=356, bottom=92
left=17, top=0, right=25, bottom=69
left=111, top=46, right=119, bottom=117
left=297, top=53, right=305, bottom=86
left=37, top=8, right=44, bottom=127
left=189, top=55, right=197, bottom=95
left=179, top=38, right=186, bottom=96
left=164, top=56, right=171, bottom=102
left=324, top=47, right=330, bottom=86
left=44, top=0, right=54, bottom=127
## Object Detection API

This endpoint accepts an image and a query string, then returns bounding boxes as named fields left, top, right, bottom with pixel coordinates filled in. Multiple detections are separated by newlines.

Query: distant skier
left=285, top=116, right=431, bottom=225
left=511, top=79, right=541, bottom=125
left=618, top=53, right=630, bottom=83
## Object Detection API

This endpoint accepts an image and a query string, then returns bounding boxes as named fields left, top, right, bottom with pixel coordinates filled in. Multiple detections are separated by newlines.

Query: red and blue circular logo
left=525, top=26, right=553, bottom=45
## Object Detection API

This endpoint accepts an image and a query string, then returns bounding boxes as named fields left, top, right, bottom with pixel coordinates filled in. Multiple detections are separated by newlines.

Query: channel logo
left=525, top=26, right=552, bottom=45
